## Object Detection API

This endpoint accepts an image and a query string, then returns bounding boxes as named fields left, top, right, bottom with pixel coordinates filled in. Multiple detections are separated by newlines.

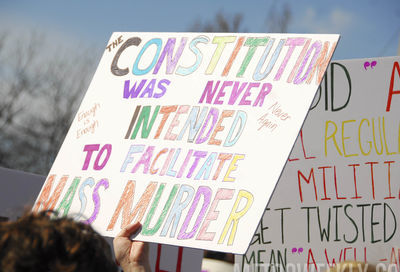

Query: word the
left=106, top=35, right=123, bottom=52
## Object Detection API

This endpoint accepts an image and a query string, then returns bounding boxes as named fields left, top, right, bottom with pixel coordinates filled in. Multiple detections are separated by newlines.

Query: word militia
left=110, top=34, right=337, bottom=84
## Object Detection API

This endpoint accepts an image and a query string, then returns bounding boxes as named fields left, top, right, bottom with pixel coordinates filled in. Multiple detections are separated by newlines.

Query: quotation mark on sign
left=291, top=247, right=304, bottom=254
left=364, top=61, right=377, bottom=70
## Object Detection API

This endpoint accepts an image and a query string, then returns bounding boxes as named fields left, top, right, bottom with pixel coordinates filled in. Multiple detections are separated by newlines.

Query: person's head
left=0, top=211, right=118, bottom=272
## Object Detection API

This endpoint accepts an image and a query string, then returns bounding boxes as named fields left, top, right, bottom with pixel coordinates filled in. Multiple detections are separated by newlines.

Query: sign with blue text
left=33, top=32, right=339, bottom=253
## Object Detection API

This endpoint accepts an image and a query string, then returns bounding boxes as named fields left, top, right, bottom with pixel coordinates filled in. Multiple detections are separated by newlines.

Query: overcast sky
left=0, top=0, right=399, bottom=60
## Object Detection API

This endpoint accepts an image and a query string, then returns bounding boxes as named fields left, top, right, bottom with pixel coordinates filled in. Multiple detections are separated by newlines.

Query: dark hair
left=0, top=212, right=118, bottom=272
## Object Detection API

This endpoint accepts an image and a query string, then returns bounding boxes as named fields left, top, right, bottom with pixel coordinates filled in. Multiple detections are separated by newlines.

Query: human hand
left=113, top=222, right=150, bottom=272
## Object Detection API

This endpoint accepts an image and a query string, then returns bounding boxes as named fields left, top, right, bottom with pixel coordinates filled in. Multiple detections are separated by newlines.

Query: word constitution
left=110, top=34, right=337, bottom=85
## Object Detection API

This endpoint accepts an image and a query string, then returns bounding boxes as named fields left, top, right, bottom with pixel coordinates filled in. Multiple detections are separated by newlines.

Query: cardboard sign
left=33, top=32, right=339, bottom=253
left=237, top=57, right=400, bottom=270
left=0, top=167, right=44, bottom=220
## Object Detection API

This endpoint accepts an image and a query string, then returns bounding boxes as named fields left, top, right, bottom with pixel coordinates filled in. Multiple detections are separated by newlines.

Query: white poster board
left=33, top=32, right=339, bottom=253
left=237, top=57, right=400, bottom=270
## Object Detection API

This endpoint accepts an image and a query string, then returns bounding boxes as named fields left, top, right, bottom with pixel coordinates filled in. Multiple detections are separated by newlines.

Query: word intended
left=124, top=105, right=247, bottom=148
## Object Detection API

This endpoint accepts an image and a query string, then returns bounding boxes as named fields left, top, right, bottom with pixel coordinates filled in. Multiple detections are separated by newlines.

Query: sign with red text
left=237, top=57, right=400, bottom=270
left=33, top=32, right=339, bottom=253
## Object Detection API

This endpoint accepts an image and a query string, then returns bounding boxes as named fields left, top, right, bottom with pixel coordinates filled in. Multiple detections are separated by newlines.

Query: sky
left=0, top=0, right=399, bottom=60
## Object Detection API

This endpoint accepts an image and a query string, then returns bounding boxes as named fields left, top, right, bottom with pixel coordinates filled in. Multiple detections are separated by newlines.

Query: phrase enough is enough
left=34, top=175, right=253, bottom=246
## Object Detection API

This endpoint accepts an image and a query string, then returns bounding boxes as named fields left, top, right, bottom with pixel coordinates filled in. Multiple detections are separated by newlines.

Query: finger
left=130, top=241, right=149, bottom=260
left=116, top=221, right=142, bottom=238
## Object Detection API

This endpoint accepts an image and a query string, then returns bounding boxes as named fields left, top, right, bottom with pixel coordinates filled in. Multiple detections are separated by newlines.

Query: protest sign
left=0, top=167, right=44, bottom=220
left=33, top=32, right=339, bottom=253
left=237, top=57, right=400, bottom=270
